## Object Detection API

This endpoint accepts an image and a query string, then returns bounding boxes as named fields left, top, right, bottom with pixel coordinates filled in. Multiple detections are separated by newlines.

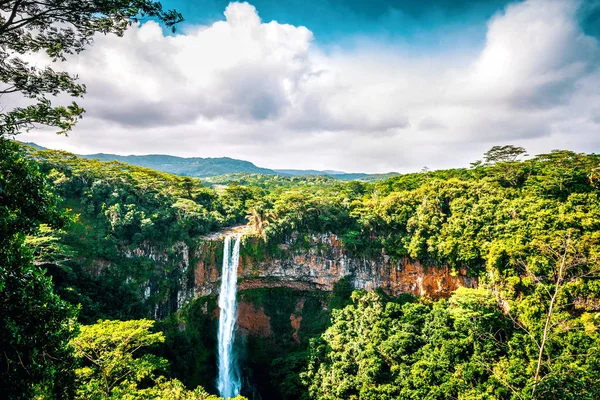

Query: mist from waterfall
left=217, top=235, right=242, bottom=399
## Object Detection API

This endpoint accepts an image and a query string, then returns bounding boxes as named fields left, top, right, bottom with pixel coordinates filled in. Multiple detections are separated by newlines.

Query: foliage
left=71, top=319, right=166, bottom=398
left=24, top=147, right=251, bottom=322
left=156, top=296, right=219, bottom=392
left=483, top=145, right=528, bottom=164
left=12, top=143, right=600, bottom=399
left=303, top=289, right=600, bottom=400
left=0, top=138, right=78, bottom=399
left=71, top=319, right=243, bottom=400
left=251, top=148, right=600, bottom=271
left=203, top=173, right=341, bottom=188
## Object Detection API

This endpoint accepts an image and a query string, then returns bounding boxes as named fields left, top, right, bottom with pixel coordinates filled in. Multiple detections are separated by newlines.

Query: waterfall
left=217, top=235, right=242, bottom=399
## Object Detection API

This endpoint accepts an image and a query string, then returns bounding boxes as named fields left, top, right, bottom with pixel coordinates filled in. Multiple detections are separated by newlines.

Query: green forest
left=2, top=0, right=600, bottom=399
left=3, top=138, right=600, bottom=399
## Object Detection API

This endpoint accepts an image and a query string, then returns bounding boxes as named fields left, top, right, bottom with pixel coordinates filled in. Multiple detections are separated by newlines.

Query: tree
left=483, top=193, right=600, bottom=398
left=481, top=145, right=529, bottom=186
left=507, top=232, right=600, bottom=398
left=483, top=145, right=528, bottom=164
left=530, top=235, right=581, bottom=394
left=0, top=139, right=78, bottom=399
left=303, top=290, right=508, bottom=400
left=71, top=319, right=166, bottom=397
left=0, top=1, right=183, bottom=396
left=71, top=319, right=244, bottom=399
left=0, top=0, right=182, bottom=136
left=530, top=150, right=591, bottom=198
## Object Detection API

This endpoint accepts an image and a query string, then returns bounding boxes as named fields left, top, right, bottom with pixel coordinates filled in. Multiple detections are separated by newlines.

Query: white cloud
left=466, top=0, right=598, bottom=108
left=15, top=0, right=600, bottom=173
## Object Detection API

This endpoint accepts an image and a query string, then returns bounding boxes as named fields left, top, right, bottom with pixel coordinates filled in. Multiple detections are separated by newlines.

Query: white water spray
left=217, top=235, right=242, bottom=398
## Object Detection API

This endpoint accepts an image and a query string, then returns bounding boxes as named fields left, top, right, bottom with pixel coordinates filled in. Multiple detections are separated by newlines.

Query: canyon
left=193, top=231, right=478, bottom=340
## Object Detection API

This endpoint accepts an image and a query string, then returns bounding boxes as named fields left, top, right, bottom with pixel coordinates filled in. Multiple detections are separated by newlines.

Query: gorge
left=186, top=229, right=480, bottom=398
left=12, top=145, right=600, bottom=399
left=196, top=231, right=478, bottom=300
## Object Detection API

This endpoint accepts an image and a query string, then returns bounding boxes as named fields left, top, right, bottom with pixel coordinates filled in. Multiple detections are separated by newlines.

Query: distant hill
left=19, top=142, right=396, bottom=180
left=79, top=153, right=276, bottom=177
left=274, top=169, right=369, bottom=180
left=360, top=172, right=400, bottom=181
left=275, top=169, right=347, bottom=176
left=21, top=142, right=48, bottom=151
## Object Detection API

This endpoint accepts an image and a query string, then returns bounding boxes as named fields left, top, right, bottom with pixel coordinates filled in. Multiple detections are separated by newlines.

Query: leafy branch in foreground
left=0, top=0, right=182, bottom=136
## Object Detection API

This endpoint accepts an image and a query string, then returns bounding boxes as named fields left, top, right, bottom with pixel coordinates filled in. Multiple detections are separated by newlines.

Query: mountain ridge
left=20, top=142, right=397, bottom=180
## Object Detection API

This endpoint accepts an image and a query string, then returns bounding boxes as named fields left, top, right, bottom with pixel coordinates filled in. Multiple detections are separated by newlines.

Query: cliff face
left=88, top=231, right=477, bottom=324
left=85, top=240, right=196, bottom=320
left=194, top=232, right=477, bottom=299
left=175, top=233, right=479, bottom=397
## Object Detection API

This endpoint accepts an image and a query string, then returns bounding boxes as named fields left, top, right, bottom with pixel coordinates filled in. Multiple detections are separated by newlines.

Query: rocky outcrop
left=290, top=298, right=306, bottom=344
left=236, top=301, right=272, bottom=337
left=194, top=232, right=477, bottom=299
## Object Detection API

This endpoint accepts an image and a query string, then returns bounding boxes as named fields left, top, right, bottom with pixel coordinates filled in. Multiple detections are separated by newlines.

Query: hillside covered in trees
left=3, top=139, right=600, bottom=399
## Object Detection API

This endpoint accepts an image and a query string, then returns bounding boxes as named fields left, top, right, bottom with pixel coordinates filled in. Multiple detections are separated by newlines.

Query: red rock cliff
left=194, top=232, right=477, bottom=299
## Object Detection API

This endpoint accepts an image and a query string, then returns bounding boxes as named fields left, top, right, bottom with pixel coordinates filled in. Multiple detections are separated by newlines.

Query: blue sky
left=17, top=0, right=600, bottom=173
left=160, top=0, right=600, bottom=47
left=162, top=0, right=512, bottom=45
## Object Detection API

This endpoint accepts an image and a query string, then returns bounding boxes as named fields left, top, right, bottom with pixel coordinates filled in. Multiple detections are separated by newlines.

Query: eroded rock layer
left=194, top=233, right=477, bottom=299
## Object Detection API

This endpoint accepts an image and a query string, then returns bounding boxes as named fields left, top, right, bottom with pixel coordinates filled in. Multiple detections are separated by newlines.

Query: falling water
left=217, top=235, right=242, bottom=399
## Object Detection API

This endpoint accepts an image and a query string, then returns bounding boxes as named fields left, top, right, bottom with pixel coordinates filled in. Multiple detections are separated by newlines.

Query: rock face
left=85, top=240, right=196, bottom=320
left=236, top=301, right=272, bottom=338
left=194, top=232, right=477, bottom=299
left=188, top=232, right=479, bottom=398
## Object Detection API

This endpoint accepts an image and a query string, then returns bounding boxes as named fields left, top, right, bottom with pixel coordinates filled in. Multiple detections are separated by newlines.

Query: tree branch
left=532, top=238, right=569, bottom=396
left=0, top=0, right=24, bottom=34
